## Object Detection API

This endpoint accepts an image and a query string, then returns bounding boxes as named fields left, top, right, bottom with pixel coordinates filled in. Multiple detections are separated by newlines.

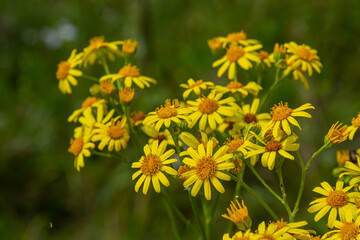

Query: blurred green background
left=1, top=0, right=360, bottom=239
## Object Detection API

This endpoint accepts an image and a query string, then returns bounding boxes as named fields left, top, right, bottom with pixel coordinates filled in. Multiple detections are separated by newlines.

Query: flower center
left=271, top=102, right=293, bottom=121
left=107, top=119, right=125, bottom=139
left=227, top=31, right=247, bottom=42
left=122, top=39, right=138, bottom=54
left=327, top=190, right=348, bottom=207
left=141, top=153, right=162, bottom=176
left=198, top=97, right=218, bottom=114
left=226, top=137, right=244, bottom=153
left=297, top=45, right=314, bottom=62
left=56, top=61, right=70, bottom=80
left=178, top=165, right=192, bottom=180
left=156, top=99, right=178, bottom=118
left=226, top=46, right=245, bottom=62
left=100, top=79, right=114, bottom=95
left=259, top=50, right=269, bottom=60
left=261, top=234, right=275, bottom=240
left=309, top=236, right=321, bottom=240
left=244, top=113, right=258, bottom=123
left=226, top=81, right=243, bottom=89
left=274, top=219, right=288, bottom=231
left=155, top=134, right=167, bottom=143
left=89, top=36, right=105, bottom=49
left=118, top=64, right=141, bottom=77
left=231, top=157, right=244, bottom=173
left=81, top=97, right=100, bottom=109
left=195, top=156, right=217, bottom=180
left=190, top=80, right=204, bottom=88
left=207, top=37, right=221, bottom=50
left=265, top=140, right=282, bottom=152
left=352, top=114, right=360, bottom=127
left=68, top=137, right=84, bottom=156
left=340, top=223, right=359, bottom=240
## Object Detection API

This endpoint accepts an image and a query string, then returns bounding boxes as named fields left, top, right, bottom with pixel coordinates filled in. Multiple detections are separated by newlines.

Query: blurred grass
left=1, top=0, right=360, bottom=239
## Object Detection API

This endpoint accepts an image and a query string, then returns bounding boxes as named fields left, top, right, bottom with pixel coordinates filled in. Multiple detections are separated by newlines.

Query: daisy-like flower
left=270, top=219, right=310, bottom=239
left=141, top=124, right=180, bottom=147
left=284, top=42, right=322, bottom=77
left=307, top=181, right=359, bottom=228
left=326, top=122, right=349, bottom=145
left=225, top=135, right=248, bottom=157
left=99, top=64, right=157, bottom=89
left=208, top=37, right=222, bottom=51
left=223, top=229, right=260, bottom=240
left=92, top=117, right=130, bottom=152
left=237, top=98, right=271, bottom=128
left=284, top=55, right=311, bottom=89
left=246, top=135, right=299, bottom=170
left=82, top=36, right=122, bottom=67
left=264, top=102, right=315, bottom=138
left=222, top=200, right=251, bottom=230
left=182, top=141, right=234, bottom=200
left=187, top=92, right=237, bottom=131
left=348, top=113, right=360, bottom=140
left=131, top=140, right=177, bottom=194
left=68, top=97, right=107, bottom=122
left=179, top=131, right=218, bottom=157
left=213, top=81, right=262, bottom=98
left=119, top=87, right=135, bottom=103
left=213, top=45, right=261, bottom=79
left=143, top=99, right=190, bottom=131
left=339, top=155, right=360, bottom=186
left=323, top=214, right=360, bottom=240
left=56, top=49, right=83, bottom=94
left=219, top=30, right=262, bottom=48
left=68, top=135, right=95, bottom=172
left=100, top=79, right=114, bottom=95
left=119, top=39, right=138, bottom=55
left=258, top=50, right=271, bottom=67
left=256, top=221, right=292, bottom=240
left=179, top=78, right=214, bottom=99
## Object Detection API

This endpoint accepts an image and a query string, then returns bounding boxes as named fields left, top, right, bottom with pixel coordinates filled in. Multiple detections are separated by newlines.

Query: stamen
left=141, top=153, right=162, bottom=176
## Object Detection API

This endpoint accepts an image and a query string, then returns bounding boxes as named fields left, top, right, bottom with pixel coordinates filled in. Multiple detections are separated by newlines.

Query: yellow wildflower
left=179, top=78, right=214, bottom=99
left=56, top=50, right=83, bottom=94
left=68, top=135, right=95, bottom=172
left=348, top=113, right=360, bottom=140
left=327, top=122, right=349, bottom=144
left=213, top=81, right=262, bottom=98
left=68, top=97, right=106, bottom=122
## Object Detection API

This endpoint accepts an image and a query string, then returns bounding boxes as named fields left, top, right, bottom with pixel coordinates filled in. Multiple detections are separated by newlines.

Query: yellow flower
left=327, top=122, right=349, bottom=144
left=130, top=111, right=147, bottom=127
left=56, top=50, right=83, bottom=94
left=340, top=155, right=360, bottom=186
left=75, top=107, right=115, bottom=138
left=131, top=140, right=177, bottom=194
left=237, top=98, right=271, bottom=128
left=179, top=131, right=218, bottom=157
left=213, top=81, right=262, bottom=98
left=119, top=87, right=135, bottom=103
left=264, top=102, right=315, bottom=138
left=225, top=135, right=248, bottom=157
left=256, top=221, right=292, bottom=240
left=178, top=165, right=192, bottom=180
left=270, top=219, right=310, bottom=238
left=258, top=50, right=271, bottom=67
left=322, top=214, right=360, bottom=240
left=82, top=36, right=122, bottom=67
left=179, top=78, right=214, bottom=99
left=348, top=113, right=360, bottom=140
left=222, top=200, right=250, bottom=228
left=219, top=31, right=262, bottom=47
left=307, top=181, right=359, bottom=228
left=143, top=99, right=190, bottom=131
left=141, top=124, right=180, bottom=147
left=208, top=37, right=222, bottom=51
left=187, top=92, right=237, bottom=131
left=284, top=42, right=322, bottom=77
left=182, top=141, right=234, bottom=200
left=284, top=55, right=311, bottom=89
left=100, top=64, right=157, bottom=89
left=223, top=229, right=259, bottom=240
left=100, top=79, right=114, bottom=95
left=120, top=39, right=138, bottom=55
left=337, top=150, right=350, bottom=165
left=213, top=45, right=261, bottom=79
left=68, top=135, right=95, bottom=171
left=246, top=135, right=299, bottom=170
left=68, top=97, right=107, bottom=122
left=92, top=117, right=130, bottom=152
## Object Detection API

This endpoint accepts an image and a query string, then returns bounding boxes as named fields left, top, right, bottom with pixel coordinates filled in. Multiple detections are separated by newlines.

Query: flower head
left=100, top=79, right=114, bottom=95
left=213, top=81, right=262, bottom=98
left=119, top=87, right=135, bottom=103
left=323, top=214, right=360, bottom=240
left=131, top=140, right=177, bottom=194
left=222, top=200, right=251, bottom=230
left=327, top=122, right=349, bottom=145
left=208, top=37, right=222, bottom=51
left=56, top=50, right=83, bottom=94
left=348, top=113, right=360, bottom=140
left=182, top=141, right=234, bottom=200
left=68, top=97, right=106, bottom=122
left=69, top=135, right=95, bottom=171
left=121, top=39, right=138, bottom=55
left=179, top=78, right=214, bottom=99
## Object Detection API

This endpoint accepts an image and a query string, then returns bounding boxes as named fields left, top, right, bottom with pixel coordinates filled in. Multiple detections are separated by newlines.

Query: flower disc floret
left=271, top=102, right=293, bottom=121
left=56, top=61, right=71, bottom=79
left=69, top=137, right=84, bottom=156
left=141, top=154, right=162, bottom=176
left=226, top=46, right=245, bottom=62
left=195, top=156, right=217, bottom=180
left=198, top=97, right=219, bottom=114
left=265, top=140, right=282, bottom=152
left=327, top=190, right=348, bottom=208
left=340, top=223, right=359, bottom=240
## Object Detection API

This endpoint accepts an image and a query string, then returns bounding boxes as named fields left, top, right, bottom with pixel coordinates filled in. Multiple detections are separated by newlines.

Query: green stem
left=245, top=161, right=283, bottom=203
left=276, top=166, right=293, bottom=222
left=292, top=143, right=329, bottom=216
left=81, top=74, right=99, bottom=83
left=169, top=127, right=182, bottom=161
left=230, top=174, right=279, bottom=221
left=189, top=193, right=207, bottom=240
left=162, top=193, right=181, bottom=240
left=101, top=54, right=110, bottom=75
left=91, top=150, right=117, bottom=159
left=201, top=198, right=211, bottom=240
left=233, top=66, right=238, bottom=82
left=161, top=189, right=199, bottom=234
left=120, top=103, right=142, bottom=154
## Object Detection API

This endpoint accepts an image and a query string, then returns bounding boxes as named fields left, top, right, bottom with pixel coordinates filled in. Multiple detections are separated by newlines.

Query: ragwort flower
left=68, top=97, right=107, bottom=122
left=326, top=122, right=349, bottom=145
left=131, top=140, right=177, bottom=194
left=348, top=113, right=360, bottom=140
left=68, top=135, right=95, bottom=172
left=179, top=78, right=214, bottom=99
left=322, top=213, right=360, bottom=240
left=56, top=50, right=83, bottom=94
left=213, top=81, right=262, bottom=98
